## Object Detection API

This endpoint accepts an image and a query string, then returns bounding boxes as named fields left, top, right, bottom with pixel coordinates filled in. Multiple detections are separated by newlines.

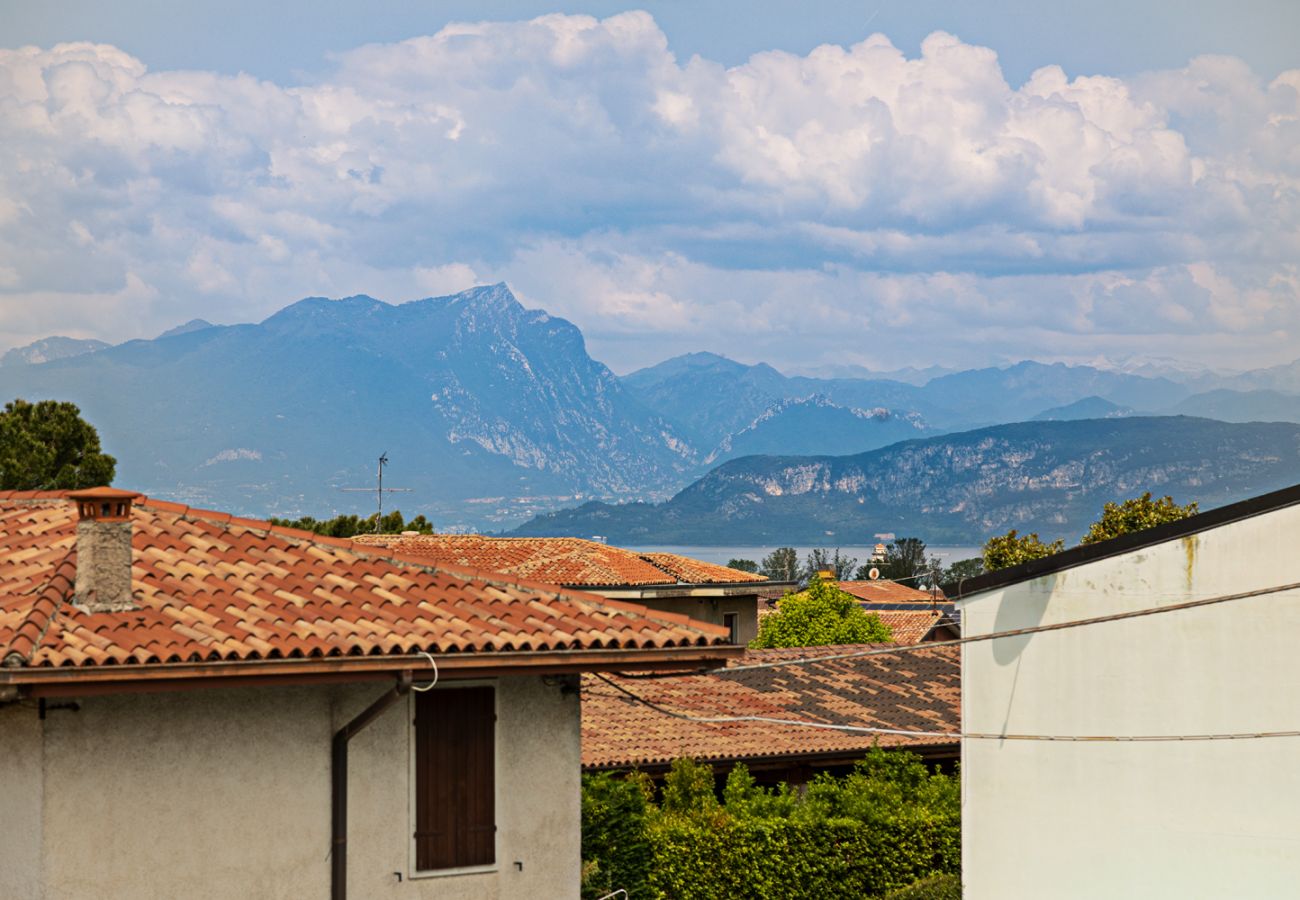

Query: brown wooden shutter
left=414, top=686, right=496, bottom=870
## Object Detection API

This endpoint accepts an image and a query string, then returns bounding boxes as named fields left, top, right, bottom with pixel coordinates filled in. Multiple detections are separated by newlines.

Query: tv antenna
left=338, top=453, right=412, bottom=531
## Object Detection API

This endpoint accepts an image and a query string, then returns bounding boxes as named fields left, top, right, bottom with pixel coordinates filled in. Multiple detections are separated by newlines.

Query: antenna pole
left=338, top=453, right=413, bottom=533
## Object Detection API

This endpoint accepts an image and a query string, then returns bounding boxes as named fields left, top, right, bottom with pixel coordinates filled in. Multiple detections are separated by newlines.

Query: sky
left=1, top=1, right=1298, bottom=373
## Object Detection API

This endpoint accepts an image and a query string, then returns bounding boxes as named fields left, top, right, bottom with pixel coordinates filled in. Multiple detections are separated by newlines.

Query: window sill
left=408, top=863, right=498, bottom=880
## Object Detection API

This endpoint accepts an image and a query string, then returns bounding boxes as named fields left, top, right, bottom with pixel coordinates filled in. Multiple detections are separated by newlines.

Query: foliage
left=726, top=558, right=759, bottom=574
left=580, top=771, right=654, bottom=900
left=581, top=749, right=961, bottom=900
left=1079, top=491, right=1198, bottom=545
left=881, top=873, right=962, bottom=900
left=982, top=529, right=1065, bottom=571
left=939, top=557, right=983, bottom=584
left=858, top=537, right=941, bottom=584
left=0, top=398, right=116, bottom=490
left=804, top=547, right=859, bottom=580
left=751, top=577, right=892, bottom=648
left=268, top=509, right=434, bottom=538
left=759, top=546, right=800, bottom=581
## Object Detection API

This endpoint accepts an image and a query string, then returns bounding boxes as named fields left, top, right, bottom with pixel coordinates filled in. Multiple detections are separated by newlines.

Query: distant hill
left=157, top=319, right=215, bottom=340
left=1031, top=396, right=1134, bottom=421
left=509, top=417, right=1300, bottom=544
left=0, top=285, right=696, bottom=526
left=1, top=336, right=109, bottom=367
left=1168, top=389, right=1300, bottom=424
left=704, top=395, right=929, bottom=464
left=622, top=354, right=1190, bottom=436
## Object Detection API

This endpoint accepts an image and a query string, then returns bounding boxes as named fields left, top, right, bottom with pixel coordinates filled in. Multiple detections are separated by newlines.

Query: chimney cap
left=68, top=486, right=141, bottom=523
left=68, top=486, right=142, bottom=502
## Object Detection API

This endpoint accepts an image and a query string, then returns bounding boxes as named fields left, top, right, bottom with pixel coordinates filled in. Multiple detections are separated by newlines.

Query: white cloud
left=0, top=16, right=1296, bottom=369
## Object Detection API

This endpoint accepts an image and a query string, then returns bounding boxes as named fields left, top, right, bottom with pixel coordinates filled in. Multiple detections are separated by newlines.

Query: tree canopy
left=725, top=558, right=759, bottom=574
left=805, top=547, right=858, bottom=580
left=0, top=398, right=116, bottom=490
left=751, top=577, right=893, bottom=648
left=982, top=529, right=1065, bottom=572
left=269, top=509, right=434, bottom=537
left=1079, top=491, right=1198, bottom=545
left=759, top=546, right=800, bottom=581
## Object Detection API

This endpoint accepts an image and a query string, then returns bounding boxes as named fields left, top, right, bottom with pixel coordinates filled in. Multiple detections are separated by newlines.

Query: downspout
left=332, top=672, right=412, bottom=900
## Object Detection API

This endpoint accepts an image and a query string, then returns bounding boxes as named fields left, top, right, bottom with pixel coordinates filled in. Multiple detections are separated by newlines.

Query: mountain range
left=3, top=284, right=1299, bottom=532
left=509, top=417, right=1300, bottom=544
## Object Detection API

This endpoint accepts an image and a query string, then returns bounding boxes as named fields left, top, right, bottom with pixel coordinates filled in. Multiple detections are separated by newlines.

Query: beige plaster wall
left=5, top=675, right=579, bottom=899
left=0, top=704, right=43, bottom=900
left=960, top=503, right=1300, bottom=899
left=644, top=595, right=758, bottom=644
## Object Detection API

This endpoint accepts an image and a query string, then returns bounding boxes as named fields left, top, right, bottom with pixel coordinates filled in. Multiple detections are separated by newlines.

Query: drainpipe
left=332, top=672, right=411, bottom=900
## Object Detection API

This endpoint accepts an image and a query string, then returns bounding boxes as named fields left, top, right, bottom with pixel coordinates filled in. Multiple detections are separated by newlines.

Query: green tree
left=940, top=557, right=983, bottom=584
left=752, top=577, right=893, bottom=648
left=726, top=558, right=759, bottom=574
left=269, top=509, right=435, bottom=537
left=804, top=547, right=858, bottom=580
left=0, top=398, right=116, bottom=490
left=1080, top=491, right=1198, bottom=545
left=760, top=546, right=800, bottom=581
left=982, top=529, right=1064, bottom=571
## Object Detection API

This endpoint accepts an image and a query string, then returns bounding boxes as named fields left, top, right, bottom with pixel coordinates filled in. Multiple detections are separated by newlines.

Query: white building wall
left=1, top=675, right=579, bottom=900
left=961, top=503, right=1300, bottom=899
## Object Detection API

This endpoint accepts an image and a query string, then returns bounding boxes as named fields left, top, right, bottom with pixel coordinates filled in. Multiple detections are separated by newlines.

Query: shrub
left=582, top=749, right=960, bottom=899
left=882, top=873, right=962, bottom=900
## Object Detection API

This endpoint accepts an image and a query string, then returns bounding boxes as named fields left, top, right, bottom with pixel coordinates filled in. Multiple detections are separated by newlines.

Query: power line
left=723, top=579, right=1300, bottom=675
left=589, top=578, right=1300, bottom=744
left=592, top=674, right=1300, bottom=744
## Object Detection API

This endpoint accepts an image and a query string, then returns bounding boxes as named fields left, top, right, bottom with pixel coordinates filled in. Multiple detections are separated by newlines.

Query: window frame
left=406, top=680, right=500, bottom=879
left=723, top=611, right=740, bottom=644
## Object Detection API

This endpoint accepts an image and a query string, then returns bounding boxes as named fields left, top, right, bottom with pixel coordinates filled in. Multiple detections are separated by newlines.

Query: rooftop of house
left=0, top=491, right=736, bottom=693
left=836, top=580, right=946, bottom=603
left=582, top=643, right=960, bottom=770
left=351, top=533, right=767, bottom=588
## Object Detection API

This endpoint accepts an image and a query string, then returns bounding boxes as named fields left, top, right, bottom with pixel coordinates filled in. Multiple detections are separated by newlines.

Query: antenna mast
left=338, top=453, right=413, bottom=531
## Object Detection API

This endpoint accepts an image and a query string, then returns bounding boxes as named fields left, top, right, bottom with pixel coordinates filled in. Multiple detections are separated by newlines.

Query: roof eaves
left=946, top=481, right=1300, bottom=600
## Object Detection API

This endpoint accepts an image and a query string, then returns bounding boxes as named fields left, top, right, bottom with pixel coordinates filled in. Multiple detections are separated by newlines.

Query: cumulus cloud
left=0, top=13, right=1296, bottom=370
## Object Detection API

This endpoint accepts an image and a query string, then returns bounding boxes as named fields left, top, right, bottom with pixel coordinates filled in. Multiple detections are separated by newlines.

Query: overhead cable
left=722, top=579, right=1300, bottom=675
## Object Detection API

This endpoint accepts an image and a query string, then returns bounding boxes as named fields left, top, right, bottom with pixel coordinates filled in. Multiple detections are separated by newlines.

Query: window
left=724, top=612, right=740, bottom=644
left=413, top=686, right=496, bottom=872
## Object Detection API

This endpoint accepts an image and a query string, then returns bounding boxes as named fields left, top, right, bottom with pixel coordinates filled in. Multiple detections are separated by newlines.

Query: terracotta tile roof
left=636, top=552, right=765, bottom=584
left=352, top=534, right=765, bottom=587
left=836, top=580, right=946, bottom=603
left=0, top=493, right=730, bottom=674
left=582, top=644, right=959, bottom=769
left=871, top=610, right=956, bottom=645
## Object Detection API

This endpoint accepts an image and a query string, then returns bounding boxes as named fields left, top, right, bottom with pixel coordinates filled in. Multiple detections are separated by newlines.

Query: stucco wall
left=0, top=704, right=43, bottom=900
left=644, top=595, right=758, bottom=644
left=960, top=503, right=1300, bottom=898
left=2, top=675, right=579, bottom=900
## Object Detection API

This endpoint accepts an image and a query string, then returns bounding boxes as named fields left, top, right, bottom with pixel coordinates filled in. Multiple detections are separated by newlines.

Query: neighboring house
left=0, top=488, right=736, bottom=900
left=354, top=534, right=783, bottom=645
left=582, top=643, right=960, bottom=785
left=954, top=483, right=1300, bottom=899
left=760, top=578, right=959, bottom=645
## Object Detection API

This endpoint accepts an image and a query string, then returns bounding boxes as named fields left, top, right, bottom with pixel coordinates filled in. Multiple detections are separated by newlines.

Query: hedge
left=581, top=748, right=960, bottom=900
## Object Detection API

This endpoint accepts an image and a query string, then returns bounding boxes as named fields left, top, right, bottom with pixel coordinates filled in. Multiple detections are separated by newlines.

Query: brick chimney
left=68, top=487, right=141, bottom=613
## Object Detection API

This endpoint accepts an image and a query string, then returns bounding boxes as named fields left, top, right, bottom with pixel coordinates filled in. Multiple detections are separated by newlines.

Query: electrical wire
left=723, top=579, right=1300, bottom=674
left=592, top=673, right=1300, bottom=744
left=410, top=651, right=438, bottom=692
left=590, top=578, right=1300, bottom=743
